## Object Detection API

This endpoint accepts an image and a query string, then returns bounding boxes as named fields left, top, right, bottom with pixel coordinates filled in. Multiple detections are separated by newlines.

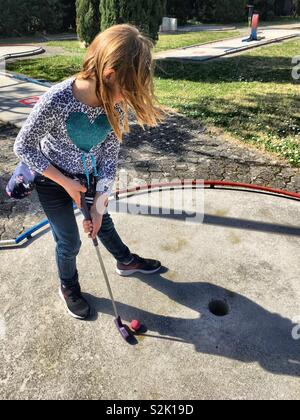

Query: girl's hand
left=63, top=178, right=87, bottom=209
left=83, top=205, right=103, bottom=240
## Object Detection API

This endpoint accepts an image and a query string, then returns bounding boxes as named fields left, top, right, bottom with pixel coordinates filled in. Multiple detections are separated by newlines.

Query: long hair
left=76, top=24, right=169, bottom=141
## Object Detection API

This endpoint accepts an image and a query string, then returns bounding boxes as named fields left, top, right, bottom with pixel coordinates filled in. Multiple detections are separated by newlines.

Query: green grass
left=8, top=55, right=83, bottom=82
left=46, top=40, right=83, bottom=53
left=155, top=39, right=300, bottom=166
left=154, top=31, right=241, bottom=52
left=7, top=38, right=300, bottom=166
left=45, top=31, right=241, bottom=54
left=0, top=34, right=76, bottom=45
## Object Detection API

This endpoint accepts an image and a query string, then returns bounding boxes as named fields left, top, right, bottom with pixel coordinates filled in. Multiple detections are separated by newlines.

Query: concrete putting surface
left=0, top=45, right=44, bottom=60
left=0, top=186, right=299, bottom=400
left=155, top=28, right=300, bottom=62
left=0, top=73, right=48, bottom=127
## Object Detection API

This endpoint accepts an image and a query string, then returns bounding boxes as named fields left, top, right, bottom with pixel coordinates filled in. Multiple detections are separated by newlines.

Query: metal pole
left=94, top=244, right=119, bottom=319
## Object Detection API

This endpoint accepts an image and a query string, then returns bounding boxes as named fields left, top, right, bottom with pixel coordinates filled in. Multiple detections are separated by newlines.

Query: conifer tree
left=76, top=0, right=100, bottom=45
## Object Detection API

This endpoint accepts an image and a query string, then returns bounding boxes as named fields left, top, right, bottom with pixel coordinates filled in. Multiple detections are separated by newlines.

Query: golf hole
left=209, top=300, right=230, bottom=317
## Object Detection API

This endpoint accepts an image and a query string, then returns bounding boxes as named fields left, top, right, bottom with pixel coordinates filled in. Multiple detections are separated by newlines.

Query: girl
left=14, top=24, right=167, bottom=320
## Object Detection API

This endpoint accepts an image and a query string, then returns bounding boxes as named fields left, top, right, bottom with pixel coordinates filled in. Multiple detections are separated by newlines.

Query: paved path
left=175, top=24, right=237, bottom=32
left=0, top=73, right=49, bottom=127
left=0, top=184, right=299, bottom=399
left=0, top=45, right=44, bottom=60
left=155, top=28, right=299, bottom=62
left=0, top=35, right=300, bottom=399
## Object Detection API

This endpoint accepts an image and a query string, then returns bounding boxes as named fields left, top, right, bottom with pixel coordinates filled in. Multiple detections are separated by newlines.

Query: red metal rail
left=115, top=180, right=300, bottom=201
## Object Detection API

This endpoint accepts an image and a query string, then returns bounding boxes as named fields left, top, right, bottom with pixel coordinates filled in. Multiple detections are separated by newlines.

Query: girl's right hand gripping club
left=80, top=193, right=130, bottom=342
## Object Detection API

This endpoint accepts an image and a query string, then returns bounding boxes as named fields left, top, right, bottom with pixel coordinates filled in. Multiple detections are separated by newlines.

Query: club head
left=115, top=316, right=130, bottom=342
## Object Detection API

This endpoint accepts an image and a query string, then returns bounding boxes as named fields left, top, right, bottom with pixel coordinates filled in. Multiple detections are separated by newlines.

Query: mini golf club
left=80, top=193, right=141, bottom=342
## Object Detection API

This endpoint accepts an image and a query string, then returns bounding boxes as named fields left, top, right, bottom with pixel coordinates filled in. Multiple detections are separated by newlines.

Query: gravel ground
left=0, top=112, right=299, bottom=241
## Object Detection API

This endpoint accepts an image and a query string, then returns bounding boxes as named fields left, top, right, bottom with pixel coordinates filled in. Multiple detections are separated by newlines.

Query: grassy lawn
left=46, top=40, right=83, bottom=53
left=7, top=38, right=300, bottom=166
left=45, top=30, right=241, bottom=54
left=6, top=30, right=241, bottom=82
left=153, top=31, right=241, bottom=52
left=0, top=34, right=76, bottom=45
left=7, top=55, right=83, bottom=82
left=155, top=39, right=300, bottom=166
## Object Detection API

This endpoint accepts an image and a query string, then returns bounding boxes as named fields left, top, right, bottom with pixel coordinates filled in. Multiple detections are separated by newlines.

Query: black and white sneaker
left=59, top=283, right=91, bottom=320
left=116, top=254, right=162, bottom=276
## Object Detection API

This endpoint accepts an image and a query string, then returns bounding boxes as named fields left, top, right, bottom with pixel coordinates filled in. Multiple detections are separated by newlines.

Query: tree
left=0, top=0, right=22, bottom=36
left=62, top=0, right=77, bottom=31
left=100, top=0, right=118, bottom=29
left=76, top=0, right=100, bottom=45
left=294, top=0, right=300, bottom=14
left=147, top=0, right=167, bottom=41
left=100, top=0, right=166, bottom=42
left=166, top=0, right=194, bottom=25
left=0, top=0, right=65, bottom=36
left=250, top=1, right=276, bottom=19
left=31, top=0, right=64, bottom=33
left=197, top=0, right=248, bottom=23
left=165, top=0, right=249, bottom=24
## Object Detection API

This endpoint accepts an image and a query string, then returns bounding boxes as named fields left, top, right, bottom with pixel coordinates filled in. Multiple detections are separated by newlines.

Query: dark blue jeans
left=35, top=175, right=133, bottom=286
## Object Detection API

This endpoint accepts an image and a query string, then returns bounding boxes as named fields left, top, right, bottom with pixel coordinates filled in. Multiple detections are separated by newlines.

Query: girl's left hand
left=83, top=205, right=103, bottom=240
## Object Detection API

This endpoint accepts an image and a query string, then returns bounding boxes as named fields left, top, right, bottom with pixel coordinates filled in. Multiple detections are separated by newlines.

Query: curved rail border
left=0, top=180, right=299, bottom=248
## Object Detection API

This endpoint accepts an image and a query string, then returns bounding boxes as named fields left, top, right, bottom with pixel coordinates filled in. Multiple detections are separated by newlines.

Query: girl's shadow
left=84, top=267, right=300, bottom=378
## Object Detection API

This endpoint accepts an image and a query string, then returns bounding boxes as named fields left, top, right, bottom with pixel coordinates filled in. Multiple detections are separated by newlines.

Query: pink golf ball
left=130, top=320, right=141, bottom=331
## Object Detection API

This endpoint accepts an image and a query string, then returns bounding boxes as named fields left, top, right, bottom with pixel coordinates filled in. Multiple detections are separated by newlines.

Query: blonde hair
left=76, top=24, right=168, bottom=141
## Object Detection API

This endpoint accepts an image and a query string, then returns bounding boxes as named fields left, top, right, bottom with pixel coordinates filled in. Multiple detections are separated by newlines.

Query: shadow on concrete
left=110, top=202, right=300, bottom=237
left=0, top=81, right=43, bottom=117
left=1, top=195, right=298, bottom=250
left=1, top=200, right=298, bottom=252
left=0, top=79, right=43, bottom=95
left=0, top=225, right=51, bottom=250
left=85, top=274, right=300, bottom=378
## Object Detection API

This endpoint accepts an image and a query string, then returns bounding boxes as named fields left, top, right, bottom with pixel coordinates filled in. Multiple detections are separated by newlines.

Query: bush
left=62, top=0, right=77, bottom=31
left=76, top=0, right=100, bottom=45
left=251, top=0, right=276, bottom=20
left=166, top=0, right=193, bottom=25
left=0, top=0, right=67, bottom=36
left=198, top=0, right=248, bottom=23
left=166, top=0, right=248, bottom=24
left=100, top=0, right=166, bottom=42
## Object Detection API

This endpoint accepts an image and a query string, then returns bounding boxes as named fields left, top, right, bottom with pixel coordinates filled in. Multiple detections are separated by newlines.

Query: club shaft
left=94, top=241, right=119, bottom=319
left=80, top=192, right=119, bottom=319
